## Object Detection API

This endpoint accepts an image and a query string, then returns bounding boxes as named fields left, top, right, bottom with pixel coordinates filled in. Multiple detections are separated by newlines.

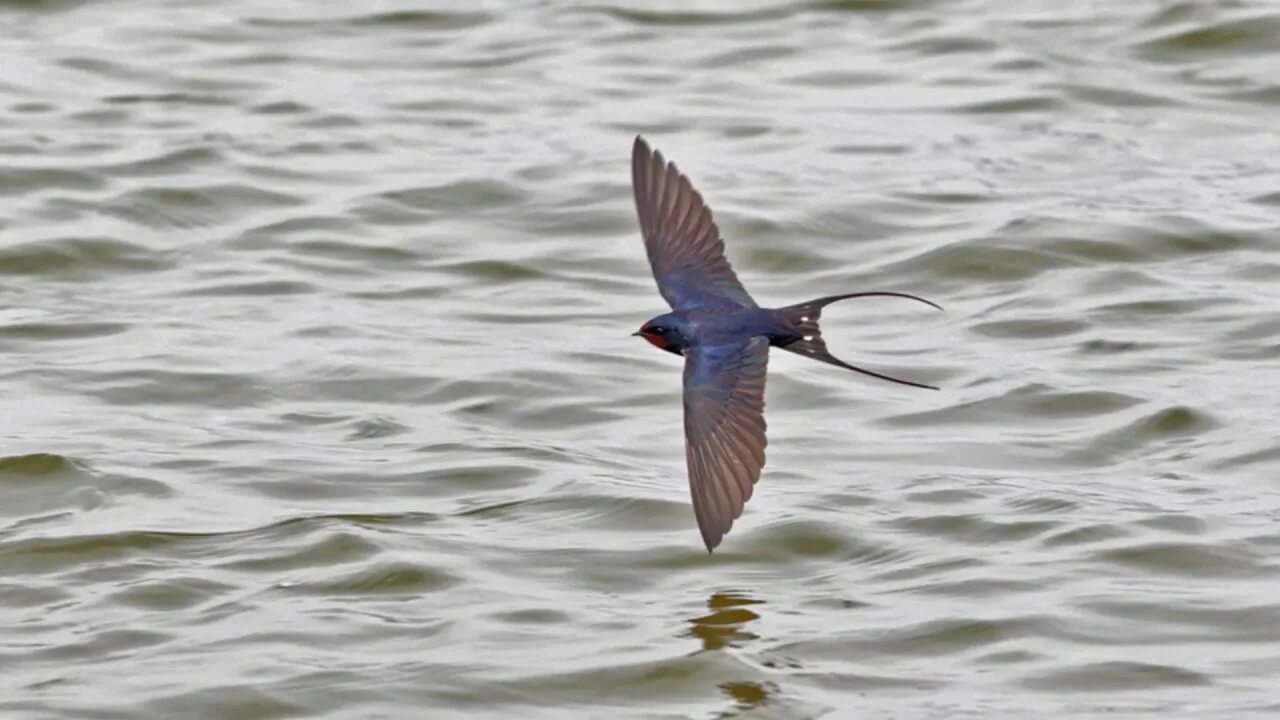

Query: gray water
left=3, top=1, right=1280, bottom=718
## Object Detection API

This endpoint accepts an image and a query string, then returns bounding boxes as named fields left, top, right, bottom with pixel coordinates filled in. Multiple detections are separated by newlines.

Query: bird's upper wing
left=682, top=337, right=769, bottom=551
left=632, top=136, right=757, bottom=311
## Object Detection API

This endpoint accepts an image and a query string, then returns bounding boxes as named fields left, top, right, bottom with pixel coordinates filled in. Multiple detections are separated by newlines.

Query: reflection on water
left=718, top=680, right=774, bottom=717
left=688, top=592, right=765, bottom=652
left=688, top=592, right=773, bottom=716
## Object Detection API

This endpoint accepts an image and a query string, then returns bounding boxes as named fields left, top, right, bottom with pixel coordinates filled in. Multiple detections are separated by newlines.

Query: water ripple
left=4, top=0, right=1280, bottom=717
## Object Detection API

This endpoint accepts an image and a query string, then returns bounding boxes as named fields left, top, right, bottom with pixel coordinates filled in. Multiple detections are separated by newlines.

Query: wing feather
left=682, top=337, right=770, bottom=551
left=632, top=136, right=757, bottom=310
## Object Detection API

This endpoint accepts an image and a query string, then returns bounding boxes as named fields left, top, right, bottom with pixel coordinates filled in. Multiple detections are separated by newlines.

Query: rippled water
left=3, top=1, right=1280, bottom=717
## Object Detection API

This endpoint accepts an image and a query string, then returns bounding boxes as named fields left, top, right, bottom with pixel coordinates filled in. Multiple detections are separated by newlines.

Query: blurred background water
left=2, top=0, right=1280, bottom=718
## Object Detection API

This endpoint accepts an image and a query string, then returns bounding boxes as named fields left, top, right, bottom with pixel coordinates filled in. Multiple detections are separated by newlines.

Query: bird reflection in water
left=687, top=592, right=774, bottom=716
left=718, top=680, right=776, bottom=717
left=687, top=592, right=764, bottom=651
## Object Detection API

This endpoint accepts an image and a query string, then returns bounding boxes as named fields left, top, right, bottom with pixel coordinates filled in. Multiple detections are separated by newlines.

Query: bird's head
left=632, top=315, right=685, bottom=356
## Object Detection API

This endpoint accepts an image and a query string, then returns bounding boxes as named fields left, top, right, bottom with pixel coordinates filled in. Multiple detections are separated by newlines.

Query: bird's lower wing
left=682, top=337, right=770, bottom=551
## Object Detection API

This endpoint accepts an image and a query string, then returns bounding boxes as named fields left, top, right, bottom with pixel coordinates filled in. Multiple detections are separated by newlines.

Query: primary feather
left=682, top=337, right=770, bottom=551
left=632, top=137, right=757, bottom=310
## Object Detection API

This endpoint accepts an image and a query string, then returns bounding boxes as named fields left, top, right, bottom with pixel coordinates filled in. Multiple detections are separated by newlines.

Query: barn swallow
left=629, top=136, right=941, bottom=552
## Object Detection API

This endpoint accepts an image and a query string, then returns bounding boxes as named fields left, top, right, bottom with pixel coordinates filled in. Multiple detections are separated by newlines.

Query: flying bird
left=629, top=135, right=941, bottom=552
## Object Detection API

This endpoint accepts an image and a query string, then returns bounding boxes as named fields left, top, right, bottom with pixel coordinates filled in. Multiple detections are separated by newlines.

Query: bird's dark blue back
left=671, top=305, right=796, bottom=349
left=715, top=306, right=785, bottom=342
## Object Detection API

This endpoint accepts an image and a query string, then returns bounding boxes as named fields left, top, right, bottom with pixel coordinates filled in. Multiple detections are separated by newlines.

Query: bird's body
left=628, top=136, right=940, bottom=552
left=638, top=306, right=791, bottom=355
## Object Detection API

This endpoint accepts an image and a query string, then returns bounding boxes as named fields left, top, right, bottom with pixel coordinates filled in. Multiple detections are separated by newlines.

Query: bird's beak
left=631, top=330, right=642, bottom=337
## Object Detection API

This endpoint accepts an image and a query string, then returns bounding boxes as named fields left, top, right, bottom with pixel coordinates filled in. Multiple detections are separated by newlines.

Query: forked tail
left=777, top=291, right=942, bottom=390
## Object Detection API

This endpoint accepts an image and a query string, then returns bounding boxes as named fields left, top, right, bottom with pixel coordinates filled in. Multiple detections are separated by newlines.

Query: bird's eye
left=650, top=326, right=664, bottom=334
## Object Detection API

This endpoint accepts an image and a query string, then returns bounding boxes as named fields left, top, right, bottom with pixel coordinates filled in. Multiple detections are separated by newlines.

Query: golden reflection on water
left=687, top=592, right=764, bottom=651
left=688, top=593, right=773, bottom=716
left=718, top=680, right=774, bottom=717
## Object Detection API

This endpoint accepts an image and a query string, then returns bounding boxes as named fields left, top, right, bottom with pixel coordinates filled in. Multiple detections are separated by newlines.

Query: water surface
left=3, top=1, right=1280, bottom=718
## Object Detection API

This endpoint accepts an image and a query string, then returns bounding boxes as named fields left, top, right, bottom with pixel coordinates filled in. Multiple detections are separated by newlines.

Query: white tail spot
left=803, top=335, right=814, bottom=341
left=800, top=316, right=809, bottom=322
